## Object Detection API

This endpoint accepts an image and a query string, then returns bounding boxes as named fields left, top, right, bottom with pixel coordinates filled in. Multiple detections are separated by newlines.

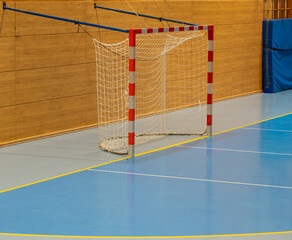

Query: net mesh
left=93, top=30, right=208, bottom=154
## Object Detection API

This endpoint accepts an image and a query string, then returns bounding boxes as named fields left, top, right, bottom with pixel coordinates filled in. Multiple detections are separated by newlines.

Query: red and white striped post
left=128, top=26, right=213, bottom=156
left=128, top=29, right=136, bottom=157
left=207, top=25, right=214, bottom=136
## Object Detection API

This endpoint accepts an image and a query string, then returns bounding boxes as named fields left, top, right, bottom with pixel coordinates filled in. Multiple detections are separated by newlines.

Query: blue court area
left=1, top=114, right=292, bottom=237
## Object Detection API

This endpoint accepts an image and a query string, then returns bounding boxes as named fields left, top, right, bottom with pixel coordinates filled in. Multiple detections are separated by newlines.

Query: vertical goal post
left=127, top=26, right=214, bottom=157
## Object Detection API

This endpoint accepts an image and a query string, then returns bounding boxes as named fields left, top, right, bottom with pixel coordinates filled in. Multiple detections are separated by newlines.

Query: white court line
left=177, top=146, right=292, bottom=156
left=243, top=127, right=292, bottom=133
left=87, top=169, right=292, bottom=190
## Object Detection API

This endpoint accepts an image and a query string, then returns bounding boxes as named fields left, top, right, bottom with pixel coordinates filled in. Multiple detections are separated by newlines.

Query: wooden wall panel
left=289, top=0, right=292, bottom=18
left=15, top=65, right=88, bottom=104
left=0, top=37, right=15, bottom=72
left=13, top=0, right=86, bottom=1
left=214, top=46, right=262, bottom=74
left=16, top=95, right=87, bottom=139
left=0, top=72, right=15, bottom=107
left=86, top=63, right=97, bottom=93
left=214, top=68, right=262, bottom=99
left=215, top=23, right=262, bottom=49
left=192, top=0, right=263, bottom=25
left=86, top=36, right=97, bottom=63
left=16, top=33, right=86, bottom=70
left=86, top=92, right=98, bottom=124
left=15, top=1, right=92, bottom=36
left=0, top=106, right=16, bottom=143
left=132, top=0, right=193, bottom=26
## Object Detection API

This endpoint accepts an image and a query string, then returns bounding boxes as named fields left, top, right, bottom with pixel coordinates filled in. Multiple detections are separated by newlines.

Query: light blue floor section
left=0, top=114, right=292, bottom=237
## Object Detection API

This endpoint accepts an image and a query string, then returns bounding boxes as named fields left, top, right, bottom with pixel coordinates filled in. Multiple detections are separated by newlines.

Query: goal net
left=93, top=27, right=212, bottom=155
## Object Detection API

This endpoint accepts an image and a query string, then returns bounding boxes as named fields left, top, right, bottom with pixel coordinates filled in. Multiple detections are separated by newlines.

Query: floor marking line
left=243, top=127, right=292, bottom=133
left=177, top=146, right=292, bottom=156
left=0, top=156, right=130, bottom=194
left=87, top=169, right=292, bottom=190
left=0, top=231, right=292, bottom=238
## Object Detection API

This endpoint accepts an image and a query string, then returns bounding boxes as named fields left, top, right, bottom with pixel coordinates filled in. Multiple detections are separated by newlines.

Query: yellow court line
left=135, top=135, right=209, bottom=157
left=1, top=231, right=292, bottom=238
left=1, top=111, right=292, bottom=238
left=0, top=156, right=130, bottom=194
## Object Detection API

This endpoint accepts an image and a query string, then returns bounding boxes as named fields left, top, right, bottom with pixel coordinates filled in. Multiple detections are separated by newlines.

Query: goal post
left=94, top=25, right=214, bottom=156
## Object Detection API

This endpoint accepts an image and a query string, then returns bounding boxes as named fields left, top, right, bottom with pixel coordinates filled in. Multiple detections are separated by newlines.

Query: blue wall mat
left=263, top=49, right=292, bottom=93
left=263, top=19, right=292, bottom=50
left=263, top=18, right=292, bottom=93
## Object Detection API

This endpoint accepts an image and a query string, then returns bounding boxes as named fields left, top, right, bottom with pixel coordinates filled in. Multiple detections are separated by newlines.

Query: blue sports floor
left=1, top=110, right=292, bottom=238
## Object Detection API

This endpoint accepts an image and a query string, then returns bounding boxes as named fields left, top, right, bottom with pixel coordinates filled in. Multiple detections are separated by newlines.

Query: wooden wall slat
left=265, top=0, right=273, bottom=19
left=86, top=63, right=97, bottom=93
left=86, top=36, right=98, bottom=63
left=16, top=95, right=88, bottom=139
left=16, top=33, right=87, bottom=70
left=274, top=0, right=279, bottom=18
left=0, top=37, right=16, bottom=72
left=214, top=68, right=262, bottom=99
left=214, top=46, right=262, bottom=74
left=15, top=65, right=88, bottom=104
left=0, top=106, right=16, bottom=143
left=139, top=0, right=193, bottom=25
left=192, top=0, right=263, bottom=25
left=86, top=92, right=98, bottom=124
left=15, top=1, right=92, bottom=36
left=215, top=23, right=262, bottom=49
left=288, top=0, right=292, bottom=18
left=0, top=72, right=15, bottom=107
left=280, top=0, right=286, bottom=18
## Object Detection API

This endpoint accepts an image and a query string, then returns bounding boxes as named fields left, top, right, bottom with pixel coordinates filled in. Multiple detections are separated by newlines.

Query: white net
left=93, top=29, right=208, bottom=155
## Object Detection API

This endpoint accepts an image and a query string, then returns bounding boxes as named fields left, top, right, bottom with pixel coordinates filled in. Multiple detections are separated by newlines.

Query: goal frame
left=128, top=25, right=214, bottom=157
